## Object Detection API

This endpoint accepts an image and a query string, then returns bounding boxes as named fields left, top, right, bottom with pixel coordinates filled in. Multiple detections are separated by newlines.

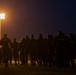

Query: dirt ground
left=0, top=64, right=76, bottom=75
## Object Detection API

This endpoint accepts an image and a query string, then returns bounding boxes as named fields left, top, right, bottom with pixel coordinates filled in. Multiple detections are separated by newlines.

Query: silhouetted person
left=0, top=44, right=3, bottom=64
left=54, top=31, right=66, bottom=68
left=1, top=34, right=11, bottom=67
left=29, top=35, right=37, bottom=66
left=12, top=38, right=19, bottom=65
left=42, top=38, right=48, bottom=66
left=20, top=37, right=26, bottom=65
left=47, top=35, right=54, bottom=66
left=25, top=35, right=30, bottom=65
left=36, top=34, right=44, bottom=66
left=68, top=34, right=76, bottom=68
left=64, top=35, right=70, bottom=67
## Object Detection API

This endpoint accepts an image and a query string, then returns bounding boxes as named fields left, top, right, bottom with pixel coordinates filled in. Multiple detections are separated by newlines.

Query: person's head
left=31, top=34, right=34, bottom=39
left=14, top=38, right=16, bottom=42
left=57, top=30, right=62, bottom=36
left=68, top=33, right=75, bottom=40
left=26, top=35, right=29, bottom=39
left=39, top=34, right=43, bottom=39
left=48, top=35, right=53, bottom=39
left=4, top=33, right=7, bottom=38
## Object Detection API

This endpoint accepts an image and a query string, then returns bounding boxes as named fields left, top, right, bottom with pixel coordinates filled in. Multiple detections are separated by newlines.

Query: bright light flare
left=0, top=13, right=5, bottom=19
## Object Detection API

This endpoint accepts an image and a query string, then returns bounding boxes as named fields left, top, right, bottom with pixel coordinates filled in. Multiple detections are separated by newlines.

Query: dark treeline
left=0, top=30, right=76, bottom=68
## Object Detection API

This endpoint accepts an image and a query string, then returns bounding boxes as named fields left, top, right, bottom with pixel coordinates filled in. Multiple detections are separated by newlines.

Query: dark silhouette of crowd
left=0, top=31, right=76, bottom=68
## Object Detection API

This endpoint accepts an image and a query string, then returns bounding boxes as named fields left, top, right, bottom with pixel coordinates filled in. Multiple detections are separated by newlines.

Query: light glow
left=0, top=13, right=5, bottom=19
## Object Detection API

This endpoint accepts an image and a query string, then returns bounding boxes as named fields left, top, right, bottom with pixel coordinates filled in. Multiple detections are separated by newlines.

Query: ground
left=0, top=64, right=76, bottom=75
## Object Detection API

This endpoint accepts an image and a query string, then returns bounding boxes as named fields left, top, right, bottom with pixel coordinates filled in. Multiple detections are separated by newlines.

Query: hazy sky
left=0, top=0, right=76, bottom=40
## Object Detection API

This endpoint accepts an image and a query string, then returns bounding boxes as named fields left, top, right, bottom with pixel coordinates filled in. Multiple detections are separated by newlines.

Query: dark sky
left=0, top=0, right=76, bottom=40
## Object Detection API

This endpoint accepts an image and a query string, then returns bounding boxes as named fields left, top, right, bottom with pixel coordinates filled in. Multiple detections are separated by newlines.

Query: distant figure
left=25, top=36, right=30, bottom=65
left=20, top=37, right=26, bottom=65
left=37, top=34, right=44, bottom=66
left=54, top=31, right=66, bottom=68
left=12, top=38, right=19, bottom=65
left=68, top=34, right=76, bottom=68
left=1, top=34, right=11, bottom=67
left=64, top=35, right=70, bottom=67
left=29, top=35, right=37, bottom=66
left=47, top=35, right=54, bottom=66
left=42, top=37, right=48, bottom=66
left=0, top=41, right=3, bottom=64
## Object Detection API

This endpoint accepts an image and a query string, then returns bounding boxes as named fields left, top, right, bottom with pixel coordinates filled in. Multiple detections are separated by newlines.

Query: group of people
left=0, top=31, right=76, bottom=68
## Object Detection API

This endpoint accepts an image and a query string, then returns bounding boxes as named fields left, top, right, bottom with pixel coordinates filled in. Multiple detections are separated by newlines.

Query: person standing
left=12, top=38, right=19, bottom=65
left=30, top=35, right=37, bottom=66
left=1, top=34, right=12, bottom=67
